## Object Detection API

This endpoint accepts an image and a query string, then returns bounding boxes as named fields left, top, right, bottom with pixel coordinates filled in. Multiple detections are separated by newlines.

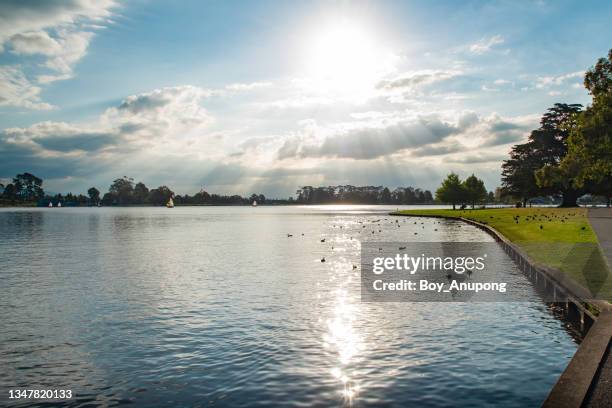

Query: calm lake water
left=0, top=206, right=577, bottom=407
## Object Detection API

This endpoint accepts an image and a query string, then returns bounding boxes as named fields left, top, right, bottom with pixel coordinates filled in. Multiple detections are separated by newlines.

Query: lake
left=0, top=206, right=577, bottom=407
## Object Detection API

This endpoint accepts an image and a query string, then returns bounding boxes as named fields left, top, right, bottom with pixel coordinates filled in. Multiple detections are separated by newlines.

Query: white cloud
left=0, top=0, right=116, bottom=45
left=43, top=29, right=94, bottom=76
left=469, top=35, right=504, bottom=55
left=493, top=79, right=512, bottom=85
left=0, top=65, right=54, bottom=110
left=0, top=1, right=118, bottom=108
left=1, top=85, right=213, bottom=159
left=536, top=71, right=583, bottom=89
left=9, top=30, right=61, bottom=55
left=224, top=81, right=272, bottom=92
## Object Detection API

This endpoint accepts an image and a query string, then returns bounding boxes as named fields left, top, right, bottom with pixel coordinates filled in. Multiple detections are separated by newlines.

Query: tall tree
left=502, top=103, right=582, bottom=206
left=380, top=187, right=392, bottom=203
left=560, top=49, right=612, bottom=205
left=133, top=182, right=149, bottom=204
left=435, top=173, right=466, bottom=210
left=87, top=187, right=100, bottom=205
left=463, top=174, right=487, bottom=209
left=148, top=186, right=174, bottom=206
left=584, top=48, right=612, bottom=97
left=501, top=142, right=540, bottom=206
left=2, top=183, right=16, bottom=199
left=533, top=103, right=584, bottom=206
left=109, top=176, right=134, bottom=205
left=13, top=173, right=44, bottom=201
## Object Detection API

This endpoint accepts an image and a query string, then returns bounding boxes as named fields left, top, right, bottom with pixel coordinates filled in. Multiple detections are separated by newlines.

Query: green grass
left=394, top=207, right=611, bottom=301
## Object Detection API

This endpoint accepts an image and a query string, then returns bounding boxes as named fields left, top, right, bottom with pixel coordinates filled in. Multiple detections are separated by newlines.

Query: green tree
left=148, top=186, right=174, bottom=206
left=502, top=104, right=582, bottom=207
left=13, top=173, right=44, bottom=201
left=436, top=173, right=466, bottom=210
left=560, top=49, right=612, bottom=206
left=380, top=187, right=392, bottom=203
left=533, top=104, right=584, bottom=206
left=133, top=182, right=149, bottom=204
left=87, top=187, right=100, bottom=205
left=462, top=174, right=487, bottom=209
left=109, top=176, right=134, bottom=205
left=501, top=142, right=541, bottom=206
left=2, top=183, right=16, bottom=199
left=584, top=48, right=612, bottom=97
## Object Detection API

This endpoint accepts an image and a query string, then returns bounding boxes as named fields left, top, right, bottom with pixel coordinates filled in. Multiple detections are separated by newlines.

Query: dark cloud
left=489, top=121, right=522, bottom=132
left=480, top=132, right=524, bottom=147
left=480, top=118, right=531, bottom=147
left=199, top=163, right=248, bottom=186
left=278, top=117, right=460, bottom=160
left=376, top=71, right=459, bottom=90
left=411, top=144, right=464, bottom=157
left=32, top=132, right=117, bottom=152
left=0, top=138, right=86, bottom=180
left=118, top=93, right=171, bottom=114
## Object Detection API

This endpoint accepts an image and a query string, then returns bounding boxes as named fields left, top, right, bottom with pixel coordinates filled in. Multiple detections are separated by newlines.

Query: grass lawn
left=394, top=207, right=611, bottom=301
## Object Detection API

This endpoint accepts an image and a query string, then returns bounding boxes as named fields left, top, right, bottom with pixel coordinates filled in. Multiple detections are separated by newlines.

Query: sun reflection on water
left=320, top=219, right=364, bottom=403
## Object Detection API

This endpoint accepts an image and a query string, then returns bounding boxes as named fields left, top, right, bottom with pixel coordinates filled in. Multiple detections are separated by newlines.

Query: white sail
left=57, top=202, right=62, bottom=208
left=166, top=197, right=174, bottom=208
left=252, top=200, right=257, bottom=207
left=48, top=202, right=53, bottom=207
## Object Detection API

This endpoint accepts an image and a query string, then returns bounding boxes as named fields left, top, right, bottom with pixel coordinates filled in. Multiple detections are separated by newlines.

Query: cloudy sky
left=1, top=0, right=610, bottom=197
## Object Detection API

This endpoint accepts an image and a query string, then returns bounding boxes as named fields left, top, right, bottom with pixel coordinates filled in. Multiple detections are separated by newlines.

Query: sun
left=302, top=20, right=396, bottom=97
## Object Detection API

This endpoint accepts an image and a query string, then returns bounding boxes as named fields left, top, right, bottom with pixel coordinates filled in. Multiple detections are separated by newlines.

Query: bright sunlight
left=302, top=20, right=397, bottom=98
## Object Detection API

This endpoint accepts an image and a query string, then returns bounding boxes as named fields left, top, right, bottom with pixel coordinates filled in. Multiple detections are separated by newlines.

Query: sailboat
left=166, top=197, right=174, bottom=208
left=57, top=202, right=62, bottom=208
left=48, top=201, right=53, bottom=207
left=252, top=200, right=257, bottom=207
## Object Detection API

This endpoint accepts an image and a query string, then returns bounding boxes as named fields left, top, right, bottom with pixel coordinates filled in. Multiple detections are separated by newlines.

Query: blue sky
left=1, top=0, right=611, bottom=197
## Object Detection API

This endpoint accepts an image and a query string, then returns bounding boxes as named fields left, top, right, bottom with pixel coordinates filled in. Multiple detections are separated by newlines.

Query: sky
left=0, top=0, right=611, bottom=198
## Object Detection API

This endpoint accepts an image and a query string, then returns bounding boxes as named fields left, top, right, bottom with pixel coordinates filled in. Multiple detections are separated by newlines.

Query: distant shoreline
left=0, top=202, right=444, bottom=208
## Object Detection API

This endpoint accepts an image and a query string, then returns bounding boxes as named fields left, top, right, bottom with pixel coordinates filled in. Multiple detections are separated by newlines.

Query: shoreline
left=390, top=210, right=611, bottom=407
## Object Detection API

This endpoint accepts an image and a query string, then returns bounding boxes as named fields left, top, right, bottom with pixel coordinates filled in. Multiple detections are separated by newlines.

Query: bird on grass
left=321, top=257, right=326, bottom=262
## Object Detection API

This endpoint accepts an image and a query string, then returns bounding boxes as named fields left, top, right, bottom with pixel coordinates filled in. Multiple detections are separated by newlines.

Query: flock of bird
left=285, top=216, right=446, bottom=264
left=479, top=211, right=587, bottom=231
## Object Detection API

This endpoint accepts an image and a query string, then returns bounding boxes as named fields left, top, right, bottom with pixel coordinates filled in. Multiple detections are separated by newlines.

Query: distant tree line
left=1, top=175, right=438, bottom=207
left=295, top=185, right=434, bottom=204
left=501, top=49, right=612, bottom=207
left=0, top=174, right=289, bottom=206
left=98, top=177, right=286, bottom=206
